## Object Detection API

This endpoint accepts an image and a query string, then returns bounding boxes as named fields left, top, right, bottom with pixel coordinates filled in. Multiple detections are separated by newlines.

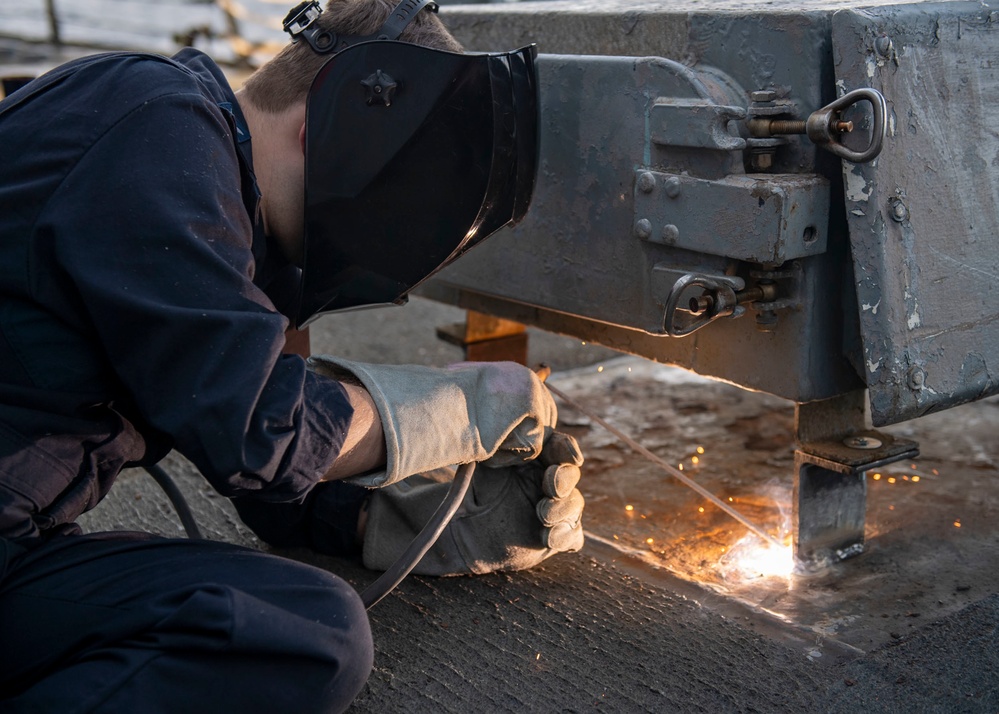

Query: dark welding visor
left=295, top=41, right=538, bottom=327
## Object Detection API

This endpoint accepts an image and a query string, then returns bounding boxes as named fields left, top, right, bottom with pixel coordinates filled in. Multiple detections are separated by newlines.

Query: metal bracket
left=633, top=170, right=830, bottom=265
left=794, top=433, right=919, bottom=565
left=792, top=390, right=919, bottom=565
left=650, top=101, right=747, bottom=151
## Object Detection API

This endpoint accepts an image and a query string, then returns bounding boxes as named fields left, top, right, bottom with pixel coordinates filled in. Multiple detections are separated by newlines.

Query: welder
left=0, top=1, right=585, bottom=711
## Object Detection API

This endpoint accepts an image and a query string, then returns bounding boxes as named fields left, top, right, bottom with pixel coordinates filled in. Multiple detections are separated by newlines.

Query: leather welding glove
left=308, top=356, right=557, bottom=488
left=362, top=431, right=586, bottom=575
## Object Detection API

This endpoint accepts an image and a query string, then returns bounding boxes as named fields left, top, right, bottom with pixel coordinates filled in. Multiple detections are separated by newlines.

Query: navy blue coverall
left=0, top=49, right=374, bottom=713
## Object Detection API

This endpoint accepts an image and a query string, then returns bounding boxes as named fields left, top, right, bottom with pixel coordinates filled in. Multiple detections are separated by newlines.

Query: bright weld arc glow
left=718, top=535, right=796, bottom=580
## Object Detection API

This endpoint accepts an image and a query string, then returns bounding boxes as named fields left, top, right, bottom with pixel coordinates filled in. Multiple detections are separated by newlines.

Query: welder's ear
left=299, top=121, right=306, bottom=154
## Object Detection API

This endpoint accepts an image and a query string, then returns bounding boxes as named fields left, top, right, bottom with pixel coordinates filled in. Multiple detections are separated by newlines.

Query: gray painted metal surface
left=834, top=2, right=999, bottom=426
left=432, top=34, right=862, bottom=403
left=430, top=3, right=861, bottom=403
left=432, top=0, right=998, bottom=422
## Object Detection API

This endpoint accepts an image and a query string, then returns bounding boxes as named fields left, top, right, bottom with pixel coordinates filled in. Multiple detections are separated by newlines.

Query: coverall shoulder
left=0, top=48, right=354, bottom=542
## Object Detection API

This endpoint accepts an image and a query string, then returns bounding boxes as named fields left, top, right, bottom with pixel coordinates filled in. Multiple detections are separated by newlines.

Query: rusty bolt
left=661, top=224, right=679, bottom=244
left=664, top=177, right=682, bottom=199
left=634, top=219, right=653, bottom=239
left=637, top=171, right=656, bottom=194
left=843, top=435, right=883, bottom=450
left=751, top=90, right=777, bottom=103
left=766, top=119, right=807, bottom=135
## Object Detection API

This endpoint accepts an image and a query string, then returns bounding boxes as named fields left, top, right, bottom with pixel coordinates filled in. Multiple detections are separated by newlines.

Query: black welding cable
left=143, top=464, right=203, bottom=539
left=142, top=458, right=474, bottom=606
left=360, top=461, right=475, bottom=609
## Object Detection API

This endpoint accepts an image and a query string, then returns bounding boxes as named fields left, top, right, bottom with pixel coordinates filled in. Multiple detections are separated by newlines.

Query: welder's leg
left=0, top=532, right=372, bottom=714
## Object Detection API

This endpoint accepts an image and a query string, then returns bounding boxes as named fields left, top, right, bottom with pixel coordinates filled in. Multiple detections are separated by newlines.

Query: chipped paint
left=844, top=168, right=871, bottom=202
left=867, top=358, right=881, bottom=374
left=862, top=299, right=881, bottom=314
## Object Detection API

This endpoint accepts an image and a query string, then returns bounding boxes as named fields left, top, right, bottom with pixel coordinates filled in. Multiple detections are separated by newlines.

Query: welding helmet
left=282, top=0, right=539, bottom=327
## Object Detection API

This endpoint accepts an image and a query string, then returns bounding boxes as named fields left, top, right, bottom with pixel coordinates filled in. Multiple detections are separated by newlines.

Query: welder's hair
left=242, top=0, right=464, bottom=112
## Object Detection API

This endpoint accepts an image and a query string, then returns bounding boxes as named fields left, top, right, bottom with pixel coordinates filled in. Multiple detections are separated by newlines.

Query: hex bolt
left=664, top=177, right=682, bottom=199
left=637, top=171, right=657, bottom=194
left=661, top=224, right=679, bottom=244
left=889, top=197, right=909, bottom=223
left=750, top=90, right=777, bottom=103
left=874, top=34, right=893, bottom=58
left=843, top=435, right=883, bottom=450
left=634, top=218, right=653, bottom=239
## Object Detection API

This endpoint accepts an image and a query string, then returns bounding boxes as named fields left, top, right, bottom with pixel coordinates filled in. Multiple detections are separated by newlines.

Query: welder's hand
left=361, top=432, right=586, bottom=575
left=308, top=356, right=557, bottom=488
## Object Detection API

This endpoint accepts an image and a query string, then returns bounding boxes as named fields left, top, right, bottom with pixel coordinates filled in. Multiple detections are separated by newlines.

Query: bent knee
left=250, top=567, right=374, bottom=713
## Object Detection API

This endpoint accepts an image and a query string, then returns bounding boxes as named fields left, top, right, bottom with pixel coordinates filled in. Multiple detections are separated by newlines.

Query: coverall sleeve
left=36, top=89, right=352, bottom=502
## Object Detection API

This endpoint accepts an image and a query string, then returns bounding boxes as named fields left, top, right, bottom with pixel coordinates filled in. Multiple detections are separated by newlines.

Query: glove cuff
left=308, top=356, right=481, bottom=487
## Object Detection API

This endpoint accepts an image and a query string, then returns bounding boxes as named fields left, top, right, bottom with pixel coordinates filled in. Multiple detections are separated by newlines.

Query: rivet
left=637, top=171, right=656, bottom=194
left=755, top=310, right=778, bottom=332
left=661, top=224, right=679, bottom=243
left=843, top=435, right=882, bottom=450
left=664, top=177, right=682, bottom=199
left=634, top=219, right=653, bottom=239
left=874, top=35, right=893, bottom=58
left=907, top=366, right=926, bottom=390
left=889, top=197, right=909, bottom=223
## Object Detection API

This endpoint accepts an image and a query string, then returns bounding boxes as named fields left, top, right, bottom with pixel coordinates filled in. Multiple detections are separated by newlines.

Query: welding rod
left=544, top=381, right=785, bottom=550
